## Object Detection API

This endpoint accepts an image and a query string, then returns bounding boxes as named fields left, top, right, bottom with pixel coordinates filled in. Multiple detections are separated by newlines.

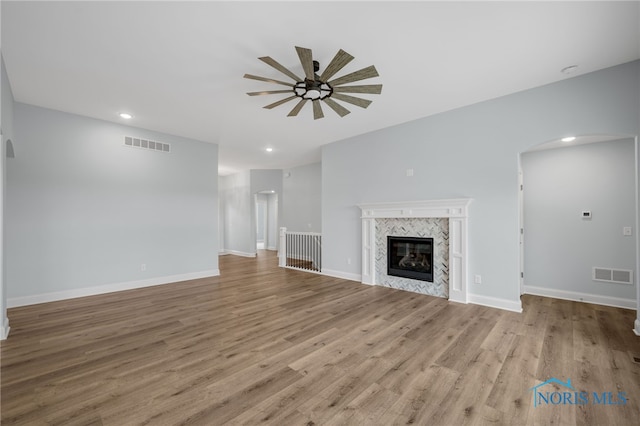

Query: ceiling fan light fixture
left=245, top=46, right=382, bottom=119
left=294, top=81, right=330, bottom=100
left=304, top=88, right=321, bottom=100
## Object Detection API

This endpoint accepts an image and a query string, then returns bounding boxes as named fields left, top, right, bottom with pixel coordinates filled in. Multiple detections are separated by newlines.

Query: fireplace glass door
left=387, top=236, right=433, bottom=282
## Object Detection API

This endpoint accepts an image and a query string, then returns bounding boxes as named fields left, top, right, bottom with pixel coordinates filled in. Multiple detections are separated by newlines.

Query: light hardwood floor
left=1, top=251, right=639, bottom=425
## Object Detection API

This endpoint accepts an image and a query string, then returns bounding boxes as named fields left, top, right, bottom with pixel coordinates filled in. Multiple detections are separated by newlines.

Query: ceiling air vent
left=124, top=136, right=170, bottom=153
left=592, top=267, right=633, bottom=285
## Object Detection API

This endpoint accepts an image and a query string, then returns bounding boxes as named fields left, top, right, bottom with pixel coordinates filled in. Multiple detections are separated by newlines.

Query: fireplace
left=387, top=236, right=433, bottom=282
left=358, top=199, right=471, bottom=304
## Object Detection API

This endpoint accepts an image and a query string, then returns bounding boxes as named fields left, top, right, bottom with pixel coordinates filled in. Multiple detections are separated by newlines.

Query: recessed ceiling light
left=119, top=113, right=133, bottom=119
left=265, top=147, right=273, bottom=152
left=561, top=65, right=578, bottom=75
left=561, top=136, right=576, bottom=142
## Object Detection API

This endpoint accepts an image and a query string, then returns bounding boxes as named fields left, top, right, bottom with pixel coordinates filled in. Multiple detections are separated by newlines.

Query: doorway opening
left=518, top=133, right=639, bottom=316
left=255, top=191, right=278, bottom=253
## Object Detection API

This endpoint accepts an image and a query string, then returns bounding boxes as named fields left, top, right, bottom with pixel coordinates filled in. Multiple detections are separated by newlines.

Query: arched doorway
left=519, top=133, right=639, bottom=334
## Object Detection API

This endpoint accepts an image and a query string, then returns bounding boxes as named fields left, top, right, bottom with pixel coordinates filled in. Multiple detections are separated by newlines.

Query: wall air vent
left=592, top=267, right=633, bottom=285
left=124, top=136, right=170, bottom=153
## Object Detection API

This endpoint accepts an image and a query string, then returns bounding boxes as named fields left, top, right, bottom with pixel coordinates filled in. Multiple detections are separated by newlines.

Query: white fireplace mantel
left=357, top=198, right=472, bottom=304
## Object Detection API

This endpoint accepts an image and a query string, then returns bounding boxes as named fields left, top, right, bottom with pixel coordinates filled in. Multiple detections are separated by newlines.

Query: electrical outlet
left=347, top=258, right=351, bottom=265
left=474, top=275, right=482, bottom=284
left=623, top=227, right=632, bottom=236
left=141, top=264, right=146, bottom=271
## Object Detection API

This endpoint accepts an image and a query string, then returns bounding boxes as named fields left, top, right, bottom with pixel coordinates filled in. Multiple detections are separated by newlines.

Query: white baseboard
left=524, top=285, right=636, bottom=310
left=322, top=269, right=361, bottom=282
left=467, top=293, right=523, bottom=313
left=219, top=250, right=256, bottom=258
left=320, top=270, right=522, bottom=313
left=267, top=246, right=277, bottom=251
left=1, top=317, right=10, bottom=340
left=7, top=269, right=221, bottom=308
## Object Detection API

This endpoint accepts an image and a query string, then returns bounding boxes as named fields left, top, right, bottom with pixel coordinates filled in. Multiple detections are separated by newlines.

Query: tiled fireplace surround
left=358, top=199, right=472, bottom=304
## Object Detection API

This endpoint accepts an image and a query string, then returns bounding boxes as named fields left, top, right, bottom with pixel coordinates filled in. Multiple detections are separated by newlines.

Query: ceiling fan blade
left=288, top=99, right=308, bottom=117
left=333, top=84, right=383, bottom=95
left=295, top=46, right=315, bottom=81
left=322, top=97, right=351, bottom=117
left=331, top=93, right=373, bottom=109
left=247, top=89, right=294, bottom=96
left=319, top=49, right=354, bottom=82
left=244, top=74, right=293, bottom=87
left=259, top=56, right=303, bottom=82
left=263, top=95, right=298, bottom=110
left=312, top=100, right=324, bottom=120
left=328, top=65, right=379, bottom=87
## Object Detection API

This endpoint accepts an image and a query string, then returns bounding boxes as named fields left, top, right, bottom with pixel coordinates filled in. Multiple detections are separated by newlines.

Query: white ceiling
left=3, top=1, right=639, bottom=175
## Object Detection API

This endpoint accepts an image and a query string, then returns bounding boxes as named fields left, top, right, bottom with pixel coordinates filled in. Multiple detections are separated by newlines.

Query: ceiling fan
left=244, top=46, right=382, bottom=120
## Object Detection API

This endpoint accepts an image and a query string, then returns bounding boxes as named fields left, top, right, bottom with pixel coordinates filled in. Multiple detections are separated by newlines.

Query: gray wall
left=283, top=162, right=322, bottom=233
left=321, top=60, right=639, bottom=306
left=522, top=139, right=636, bottom=301
left=1, top=54, right=14, bottom=338
left=7, top=103, right=219, bottom=301
left=250, top=169, right=283, bottom=197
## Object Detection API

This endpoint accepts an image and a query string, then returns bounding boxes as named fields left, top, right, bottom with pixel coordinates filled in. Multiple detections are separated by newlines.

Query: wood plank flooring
left=1, top=251, right=639, bottom=425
